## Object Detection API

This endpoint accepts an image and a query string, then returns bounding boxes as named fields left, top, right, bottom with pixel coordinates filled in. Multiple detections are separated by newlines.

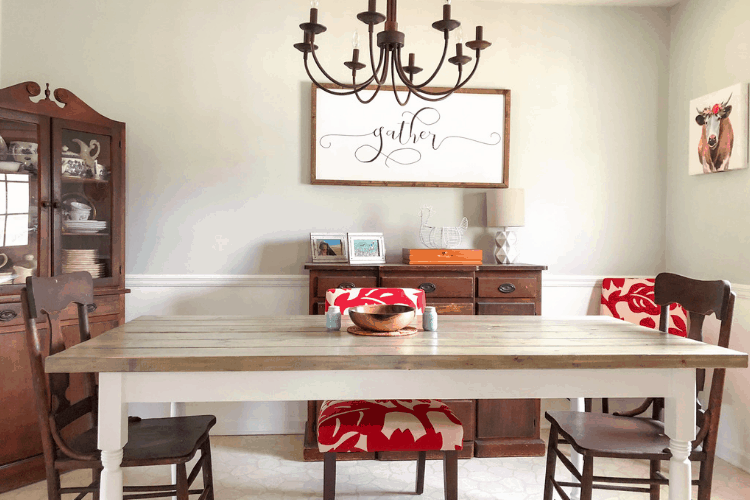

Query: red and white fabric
left=600, top=278, right=688, bottom=337
left=317, top=399, right=463, bottom=453
left=325, top=287, right=426, bottom=314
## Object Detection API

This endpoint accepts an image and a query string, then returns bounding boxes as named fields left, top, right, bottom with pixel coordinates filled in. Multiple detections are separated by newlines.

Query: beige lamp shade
left=487, top=188, right=525, bottom=228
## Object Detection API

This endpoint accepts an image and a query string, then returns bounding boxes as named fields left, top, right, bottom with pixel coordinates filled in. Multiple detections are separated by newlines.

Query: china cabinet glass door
left=52, top=119, right=122, bottom=287
left=0, top=109, right=49, bottom=290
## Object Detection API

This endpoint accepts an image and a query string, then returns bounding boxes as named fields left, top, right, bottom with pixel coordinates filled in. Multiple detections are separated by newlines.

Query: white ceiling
left=477, top=0, right=682, bottom=6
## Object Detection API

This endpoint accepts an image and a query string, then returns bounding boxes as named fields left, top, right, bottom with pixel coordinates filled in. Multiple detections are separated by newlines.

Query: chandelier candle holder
left=294, top=0, right=491, bottom=105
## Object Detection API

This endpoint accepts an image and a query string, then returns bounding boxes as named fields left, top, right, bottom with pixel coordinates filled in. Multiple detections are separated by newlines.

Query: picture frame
left=347, top=232, right=386, bottom=264
left=310, top=233, right=348, bottom=263
left=312, top=84, right=510, bottom=188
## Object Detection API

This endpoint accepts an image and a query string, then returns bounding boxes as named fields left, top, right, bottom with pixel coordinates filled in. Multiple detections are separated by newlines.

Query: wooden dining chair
left=318, top=399, right=463, bottom=500
left=544, top=272, right=735, bottom=500
left=22, top=272, right=217, bottom=500
left=590, top=277, right=690, bottom=413
left=325, top=287, right=426, bottom=314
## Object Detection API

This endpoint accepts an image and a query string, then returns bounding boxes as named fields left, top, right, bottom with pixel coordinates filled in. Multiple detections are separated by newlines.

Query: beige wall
left=0, top=0, right=670, bottom=276
left=667, top=0, right=750, bottom=470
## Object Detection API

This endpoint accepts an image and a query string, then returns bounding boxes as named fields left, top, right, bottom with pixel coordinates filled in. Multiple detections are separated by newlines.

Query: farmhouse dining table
left=44, top=314, right=748, bottom=500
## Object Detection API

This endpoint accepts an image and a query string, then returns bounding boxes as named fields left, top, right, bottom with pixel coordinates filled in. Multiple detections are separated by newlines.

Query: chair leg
left=45, top=465, right=62, bottom=500
left=93, top=466, right=102, bottom=500
left=323, top=452, right=336, bottom=500
left=201, top=438, right=215, bottom=500
left=580, top=456, right=594, bottom=500
left=697, top=457, right=715, bottom=500
left=443, top=450, right=458, bottom=500
left=584, top=398, right=592, bottom=412
left=543, top=425, right=559, bottom=500
left=416, top=451, right=426, bottom=495
left=176, top=463, right=189, bottom=500
left=602, top=398, right=609, bottom=414
left=649, top=460, right=661, bottom=500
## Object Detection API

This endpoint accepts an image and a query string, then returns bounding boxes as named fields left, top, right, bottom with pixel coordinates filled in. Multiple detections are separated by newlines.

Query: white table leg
left=170, top=403, right=187, bottom=500
left=665, top=371, right=696, bottom=500
left=568, top=397, right=585, bottom=500
left=98, top=373, right=128, bottom=500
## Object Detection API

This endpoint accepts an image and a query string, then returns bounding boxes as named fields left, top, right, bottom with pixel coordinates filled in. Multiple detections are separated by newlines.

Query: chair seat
left=318, top=400, right=463, bottom=453
left=68, top=415, right=216, bottom=466
left=546, top=411, right=705, bottom=460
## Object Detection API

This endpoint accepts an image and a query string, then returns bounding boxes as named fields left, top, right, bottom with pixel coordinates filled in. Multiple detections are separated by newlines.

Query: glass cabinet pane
left=59, top=128, right=112, bottom=280
left=0, top=118, right=40, bottom=286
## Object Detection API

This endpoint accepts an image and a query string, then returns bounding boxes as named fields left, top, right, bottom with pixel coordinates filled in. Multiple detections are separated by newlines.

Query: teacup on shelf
left=64, top=208, right=91, bottom=221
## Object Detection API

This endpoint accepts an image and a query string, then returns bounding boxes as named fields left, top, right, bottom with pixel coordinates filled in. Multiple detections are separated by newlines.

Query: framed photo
left=688, top=83, right=749, bottom=175
left=312, top=84, right=510, bottom=188
left=347, top=232, right=386, bottom=264
left=310, top=233, right=348, bottom=263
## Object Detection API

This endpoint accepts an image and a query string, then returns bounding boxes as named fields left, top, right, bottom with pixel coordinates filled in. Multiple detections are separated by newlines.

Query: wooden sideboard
left=303, top=262, right=547, bottom=461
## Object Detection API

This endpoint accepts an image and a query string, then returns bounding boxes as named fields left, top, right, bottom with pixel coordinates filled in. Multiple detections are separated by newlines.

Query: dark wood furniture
left=0, top=82, right=128, bottom=493
left=543, top=272, right=736, bottom=500
left=303, top=262, right=547, bottom=461
left=22, top=272, right=215, bottom=500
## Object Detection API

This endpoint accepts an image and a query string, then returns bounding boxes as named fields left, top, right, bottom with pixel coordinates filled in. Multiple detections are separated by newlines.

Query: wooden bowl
left=348, top=304, right=416, bottom=332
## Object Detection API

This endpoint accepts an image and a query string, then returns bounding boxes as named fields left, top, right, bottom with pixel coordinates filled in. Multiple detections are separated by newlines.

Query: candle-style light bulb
left=445, top=0, right=451, bottom=4
left=455, top=26, right=464, bottom=44
left=352, top=30, right=360, bottom=49
left=311, top=0, right=319, bottom=7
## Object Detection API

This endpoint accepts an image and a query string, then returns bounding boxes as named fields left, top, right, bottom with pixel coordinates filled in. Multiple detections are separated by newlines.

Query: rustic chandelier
left=294, top=0, right=491, bottom=105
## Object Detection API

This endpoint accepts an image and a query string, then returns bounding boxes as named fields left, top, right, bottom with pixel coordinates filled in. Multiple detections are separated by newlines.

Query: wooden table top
left=44, top=315, right=748, bottom=373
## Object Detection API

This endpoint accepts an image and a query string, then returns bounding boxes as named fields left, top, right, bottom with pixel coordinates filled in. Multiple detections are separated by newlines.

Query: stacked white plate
left=63, top=220, right=107, bottom=234
left=62, top=249, right=106, bottom=278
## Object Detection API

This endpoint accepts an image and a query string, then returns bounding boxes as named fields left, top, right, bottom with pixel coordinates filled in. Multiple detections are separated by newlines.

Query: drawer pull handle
left=0, top=309, right=17, bottom=321
left=338, top=282, right=356, bottom=289
left=87, top=303, right=98, bottom=313
left=418, top=282, right=437, bottom=293
left=498, top=283, right=516, bottom=294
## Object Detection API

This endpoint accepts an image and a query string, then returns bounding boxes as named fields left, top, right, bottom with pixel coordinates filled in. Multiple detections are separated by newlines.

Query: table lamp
left=487, top=188, right=525, bottom=264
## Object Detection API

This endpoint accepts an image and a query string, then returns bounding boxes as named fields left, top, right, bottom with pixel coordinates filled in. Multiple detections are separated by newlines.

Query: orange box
left=402, top=248, right=483, bottom=265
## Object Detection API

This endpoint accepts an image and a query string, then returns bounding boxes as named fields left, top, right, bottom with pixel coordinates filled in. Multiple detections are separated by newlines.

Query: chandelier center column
left=385, top=0, right=398, bottom=32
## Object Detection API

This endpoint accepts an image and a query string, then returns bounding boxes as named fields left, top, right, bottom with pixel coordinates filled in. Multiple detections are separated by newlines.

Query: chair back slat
left=654, top=272, right=732, bottom=322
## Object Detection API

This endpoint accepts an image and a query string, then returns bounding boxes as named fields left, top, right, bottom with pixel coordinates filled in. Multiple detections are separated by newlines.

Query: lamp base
left=494, top=228, right=519, bottom=264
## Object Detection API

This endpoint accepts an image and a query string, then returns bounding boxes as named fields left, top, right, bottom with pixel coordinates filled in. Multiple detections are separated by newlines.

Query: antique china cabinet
left=0, top=82, right=127, bottom=492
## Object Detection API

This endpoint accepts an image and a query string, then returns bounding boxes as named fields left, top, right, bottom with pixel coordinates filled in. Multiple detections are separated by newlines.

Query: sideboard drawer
left=380, top=276, right=473, bottom=298
left=477, top=278, right=538, bottom=298
left=477, top=302, right=536, bottom=316
left=316, top=276, right=378, bottom=297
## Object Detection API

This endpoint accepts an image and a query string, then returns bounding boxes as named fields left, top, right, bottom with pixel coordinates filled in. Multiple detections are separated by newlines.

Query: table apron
left=117, top=368, right=696, bottom=403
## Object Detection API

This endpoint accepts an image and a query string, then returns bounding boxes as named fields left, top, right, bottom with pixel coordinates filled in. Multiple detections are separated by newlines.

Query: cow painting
left=695, top=94, right=733, bottom=173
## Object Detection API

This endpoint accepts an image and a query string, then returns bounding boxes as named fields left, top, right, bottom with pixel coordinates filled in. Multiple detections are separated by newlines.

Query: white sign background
left=312, top=86, right=509, bottom=187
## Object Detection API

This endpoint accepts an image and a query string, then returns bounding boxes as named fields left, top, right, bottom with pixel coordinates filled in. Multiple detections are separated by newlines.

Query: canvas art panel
left=688, top=83, right=749, bottom=175
left=348, top=232, right=386, bottom=264
left=310, top=233, right=348, bottom=263
left=312, top=85, right=510, bottom=188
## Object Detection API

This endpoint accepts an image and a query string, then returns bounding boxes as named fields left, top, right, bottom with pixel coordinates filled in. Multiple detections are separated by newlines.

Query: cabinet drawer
left=316, top=276, right=378, bottom=297
left=477, top=302, right=536, bottom=316
left=380, top=277, right=473, bottom=298
left=477, top=278, right=538, bottom=298
left=427, top=299, right=474, bottom=316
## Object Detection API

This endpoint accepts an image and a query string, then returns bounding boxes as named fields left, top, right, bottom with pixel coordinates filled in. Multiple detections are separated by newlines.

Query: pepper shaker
left=326, top=305, right=341, bottom=331
left=423, top=306, right=438, bottom=331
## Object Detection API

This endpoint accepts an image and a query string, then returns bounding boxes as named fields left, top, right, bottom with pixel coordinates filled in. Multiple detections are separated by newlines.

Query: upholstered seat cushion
left=317, top=400, right=463, bottom=453
left=600, top=278, right=688, bottom=337
left=325, top=288, right=426, bottom=314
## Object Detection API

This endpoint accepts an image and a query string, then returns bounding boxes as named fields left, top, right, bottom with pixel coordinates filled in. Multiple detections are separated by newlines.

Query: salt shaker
left=326, top=305, right=341, bottom=331
left=423, top=306, right=438, bottom=331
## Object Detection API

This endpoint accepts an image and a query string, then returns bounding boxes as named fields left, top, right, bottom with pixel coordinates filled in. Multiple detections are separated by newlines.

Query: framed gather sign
left=311, top=84, right=510, bottom=188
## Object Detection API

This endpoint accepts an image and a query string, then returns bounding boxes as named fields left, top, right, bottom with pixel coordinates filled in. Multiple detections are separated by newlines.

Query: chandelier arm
left=368, top=30, right=389, bottom=86
left=393, top=55, right=460, bottom=97
left=391, top=54, right=413, bottom=106
left=395, top=37, right=450, bottom=90
left=304, top=55, right=372, bottom=96
left=400, top=64, right=464, bottom=103
left=310, top=43, right=374, bottom=90
left=353, top=79, right=384, bottom=105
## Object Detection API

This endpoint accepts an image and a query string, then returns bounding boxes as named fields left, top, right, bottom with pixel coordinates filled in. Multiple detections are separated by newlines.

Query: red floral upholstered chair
left=593, top=277, right=689, bottom=413
left=325, top=287, right=426, bottom=314
left=318, top=400, right=463, bottom=500
left=320, top=288, right=459, bottom=499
